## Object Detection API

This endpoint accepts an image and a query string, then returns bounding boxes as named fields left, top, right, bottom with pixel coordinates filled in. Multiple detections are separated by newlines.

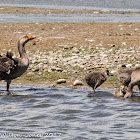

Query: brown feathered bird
left=85, top=69, right=110, bottom=93
left=113, top=85, right=126, bottom=98
left=0, top=35, right=36, bottom=91
left=124, top=67, right=140, bottom=98
left=117, top=69, right=133, bottom=88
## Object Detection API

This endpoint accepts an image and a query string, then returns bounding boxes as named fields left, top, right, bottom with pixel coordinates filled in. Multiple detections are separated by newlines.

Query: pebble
left=73, top=80, right=83, bottom=86
left=126, top=64, right=133, bottom=68
left=56, top=79, right=66, bottom=84
left=26, top=44, right=139, bottom=85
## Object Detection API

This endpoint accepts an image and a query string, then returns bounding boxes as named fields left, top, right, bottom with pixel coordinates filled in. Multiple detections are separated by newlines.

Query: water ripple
left=0, top=84, right=139, bottom=139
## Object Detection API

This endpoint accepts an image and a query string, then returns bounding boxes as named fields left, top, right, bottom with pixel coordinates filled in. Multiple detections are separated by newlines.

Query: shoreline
left=1, top=6, right=140, bottom=15
left=0, top=22, right=140, bottom=89
left=0, top=7, right=140, bottom=90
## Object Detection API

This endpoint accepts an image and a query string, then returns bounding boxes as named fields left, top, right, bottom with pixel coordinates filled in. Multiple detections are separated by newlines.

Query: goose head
left=18, top=35, right=36, bottom=46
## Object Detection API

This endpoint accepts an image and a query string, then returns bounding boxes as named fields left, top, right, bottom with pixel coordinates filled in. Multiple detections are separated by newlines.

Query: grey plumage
left=0, top=35, right=36, bottom=91
left=124, top=67, right=140, bottom=98
left=113, top=86, right=126, bottom=98
left=117, top=69, right=133, bottom=87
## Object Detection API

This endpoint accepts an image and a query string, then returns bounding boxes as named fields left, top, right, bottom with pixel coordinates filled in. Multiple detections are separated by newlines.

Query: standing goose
left=0, top=35, right=36, bottom=91
left=85, top=69, right=110, bottom=93
left=124, top=67, right=140, bottom=98
left=117, top=69, right=133, bottom=88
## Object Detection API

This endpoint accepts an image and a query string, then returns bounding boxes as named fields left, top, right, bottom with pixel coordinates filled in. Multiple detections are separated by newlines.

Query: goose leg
left=138, top=84, right=140, bottom=92
left=92, top=79, right=99, bottom=93
left=6, top=80, right=11, bottom=92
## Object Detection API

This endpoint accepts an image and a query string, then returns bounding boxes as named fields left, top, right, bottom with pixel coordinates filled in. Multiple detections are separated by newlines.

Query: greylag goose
left=85, top=69, right=110, bottom=93
left=124, top=67, right=140, bottom=98
left=113, top=86, right=126, bottom=98
left=117, top=69, right=133, bottom=88
left=0, top=35, right=36, bottom=91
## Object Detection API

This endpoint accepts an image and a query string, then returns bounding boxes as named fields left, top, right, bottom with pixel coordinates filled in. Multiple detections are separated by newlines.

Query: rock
left=135, top=64, right=140, bottom=68
left=64, top=46, right=74, bottom=50
left=125, top=33, right=132, bottom=36
left=121, top=64, right=126, bottom=68
left=33, top=68, right=39, bottom=72
left=135, top=55, right=140, bottom=60
left=51, top=66, right=63, bottom=72
left=73, top=80, right=83, bottom=86
left=56, top=79, right=66, bottom=84
left=111, top=70, right=118, bottom=74
left=122, top=42, right=126, bottom=45
left=72, top=48, right=79, bottom=53
left=59, top=45, right=73, bottom=50
left=126, top=64, right=133, bottom=68
left=111, top=44, right=116, bottom=47
left=56, top=68, right=63, bottom=72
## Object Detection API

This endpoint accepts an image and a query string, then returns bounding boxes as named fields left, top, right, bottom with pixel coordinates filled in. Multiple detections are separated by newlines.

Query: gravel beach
left=0, top=6, right=140, bottom=89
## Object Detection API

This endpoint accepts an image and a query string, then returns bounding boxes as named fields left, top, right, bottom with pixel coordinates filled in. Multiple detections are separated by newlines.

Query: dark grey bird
left=0, top=35, right=36, bottom=91
left=124, top=67, right=140, bottom=98
left=85, top=69, right=110, bottom=93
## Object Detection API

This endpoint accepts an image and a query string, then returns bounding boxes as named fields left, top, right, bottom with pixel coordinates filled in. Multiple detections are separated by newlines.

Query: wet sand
left=0, top=6, right=140, bottom=15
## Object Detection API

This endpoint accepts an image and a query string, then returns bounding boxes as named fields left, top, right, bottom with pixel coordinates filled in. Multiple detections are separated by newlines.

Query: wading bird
left=124, top=67, right=140, bottom=98
left=0, top=35, right=36, bottom=91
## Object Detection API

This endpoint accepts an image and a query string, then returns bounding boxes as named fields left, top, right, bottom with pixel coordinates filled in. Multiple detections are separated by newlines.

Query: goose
left=124, top=67, right=140, bottom=98
left=0, top=35, right=36, bottom=91
left=85, top=69, right=110, bottom=93
left=113, top=85, right=126, bottom=98
left=117, top=69, right=133, bottom=88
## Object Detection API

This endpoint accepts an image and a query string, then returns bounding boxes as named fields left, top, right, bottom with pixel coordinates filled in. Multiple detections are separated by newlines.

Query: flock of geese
left=0, top=35, right=140, bottom=98
left=85, top=62, right=140, bottom=98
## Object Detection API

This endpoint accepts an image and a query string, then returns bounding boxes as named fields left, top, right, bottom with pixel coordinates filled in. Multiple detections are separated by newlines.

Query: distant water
left=1, top=0, right=140, bottom=23
left=0, top=84, right=140, bottom=139
left=1, top=14, right=140, bottom=23
left=0, top=0, right=140, bottom=12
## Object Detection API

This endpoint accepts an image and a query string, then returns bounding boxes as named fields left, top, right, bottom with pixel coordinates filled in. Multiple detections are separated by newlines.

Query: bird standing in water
left=0, top=35, right=36, bottom=91
left=124, top=67, right=140, bottom=98
left=117, top=69, right=132, bottom=88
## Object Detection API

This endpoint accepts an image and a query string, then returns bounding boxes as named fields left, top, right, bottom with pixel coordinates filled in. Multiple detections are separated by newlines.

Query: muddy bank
left=1, top=6, right=140, bottom=15
left=0, top=22, right=140, bottom=89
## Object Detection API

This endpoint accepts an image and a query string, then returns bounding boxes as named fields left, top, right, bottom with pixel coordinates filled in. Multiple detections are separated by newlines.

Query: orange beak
left=27, top=35, right=36, bottom=39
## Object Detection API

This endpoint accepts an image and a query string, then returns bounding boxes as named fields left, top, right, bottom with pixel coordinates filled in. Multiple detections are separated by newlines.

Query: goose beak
left=27, top=35, right=36, bottom=40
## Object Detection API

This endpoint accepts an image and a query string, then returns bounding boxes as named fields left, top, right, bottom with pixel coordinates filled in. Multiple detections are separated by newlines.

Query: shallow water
left=0, top=0, right=140, bottom=12
left=0, top=84, right=140, bottom=139
left=1, top=14, right=140, bottom=23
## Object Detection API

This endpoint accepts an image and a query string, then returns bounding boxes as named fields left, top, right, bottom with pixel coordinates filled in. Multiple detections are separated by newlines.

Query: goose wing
left=0, top=56, right=15, bottom=74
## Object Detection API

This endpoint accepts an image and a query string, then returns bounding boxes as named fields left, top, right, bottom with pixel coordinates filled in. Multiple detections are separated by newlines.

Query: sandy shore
left=0, top=6, right=140, bottom=89
left=0, top=6, right=140, bottom=15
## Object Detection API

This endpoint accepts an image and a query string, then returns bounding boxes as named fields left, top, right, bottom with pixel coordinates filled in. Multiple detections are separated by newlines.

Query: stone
left=33, top=68, right=39, bottom=72
left=56, top=79, right=66, bottom=84
left=135, top=55, right=140, bottom=60
left=72, top=48, right=79, bottom=53
left=135, top=64, right=140, bottom=68
left=51, top=66, right=63, bottom=72
left=111, top=44, right=116, bottom=47
left=73, top=80, right=83, bottom=86
left=111, top=70, right=118, bottom=74
left=126, top=64, right=133, bottom=68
